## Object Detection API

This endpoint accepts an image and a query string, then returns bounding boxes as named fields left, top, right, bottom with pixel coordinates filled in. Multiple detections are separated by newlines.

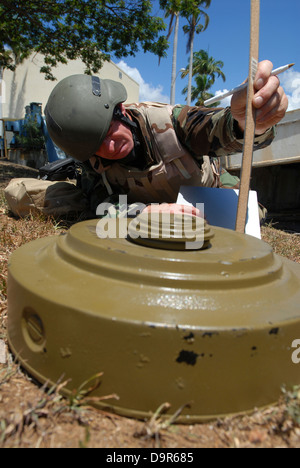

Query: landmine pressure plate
left=7, top=213, right=300, bottom=422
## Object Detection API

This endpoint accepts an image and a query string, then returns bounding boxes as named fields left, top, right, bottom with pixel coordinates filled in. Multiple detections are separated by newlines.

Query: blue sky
left=112, top=0, right=300, bottom=110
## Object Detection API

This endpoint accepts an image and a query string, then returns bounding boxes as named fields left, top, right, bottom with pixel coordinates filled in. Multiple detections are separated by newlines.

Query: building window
left=119, top=72, right=123, bottom=79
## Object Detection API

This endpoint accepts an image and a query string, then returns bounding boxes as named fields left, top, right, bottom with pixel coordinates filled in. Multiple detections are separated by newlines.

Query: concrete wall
left=1, top=53, right=139, bottom=120
left=224, top=108, right=300, bottom=169
left=221, top=108, right=300, bottom=231
left=230, top=163, right=300, bottom=213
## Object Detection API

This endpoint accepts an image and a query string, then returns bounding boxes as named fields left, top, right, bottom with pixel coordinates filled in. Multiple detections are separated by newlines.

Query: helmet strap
left=113, top=106, right=137, bottom=130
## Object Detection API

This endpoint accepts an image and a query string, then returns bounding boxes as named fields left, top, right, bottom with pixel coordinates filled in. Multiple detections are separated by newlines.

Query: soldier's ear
left=120, top=103, right=126, bottom=115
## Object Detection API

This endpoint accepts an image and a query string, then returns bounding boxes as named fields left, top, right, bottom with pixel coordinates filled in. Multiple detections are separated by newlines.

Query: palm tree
left=182, top=50, right=225, bottom=82
left=182, top=0, right=211, bottom=105
left=160, top=0, right=204, bottom=105
left=160, top=0, right=184, bottom=105
left=181, top=50, right=226, bottom=106
left=182, top=74, right=214, bottom=105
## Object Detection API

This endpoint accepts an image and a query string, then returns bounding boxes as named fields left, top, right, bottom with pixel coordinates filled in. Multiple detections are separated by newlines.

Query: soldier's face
left=93, top=115, right=134, bottom=161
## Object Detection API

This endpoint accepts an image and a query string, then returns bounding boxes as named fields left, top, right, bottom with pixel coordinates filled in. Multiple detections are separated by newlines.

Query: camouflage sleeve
left=172, top=105, right=276, bottom=162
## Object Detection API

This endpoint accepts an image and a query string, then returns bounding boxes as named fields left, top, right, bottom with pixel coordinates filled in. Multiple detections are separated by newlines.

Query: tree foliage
left=0, top=0, right=168, bottom=80
left=159, top=0, right=210, bottom=105
left=181, top=0, right=211, bottom=105
left=159, top=0, right=184, bottom=40
left=181, top=50, right=225, bottom=82
left=14, top=118, right=45, bottom=152
left=182, top=74, right=215, bottom=105
left=181, top=0, right=210, bottom=54
left=181, top=49, right=226, bottom=106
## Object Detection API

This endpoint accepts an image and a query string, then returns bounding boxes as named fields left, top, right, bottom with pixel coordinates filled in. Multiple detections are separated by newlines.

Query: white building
left=1, top=52, right=140, bottom=121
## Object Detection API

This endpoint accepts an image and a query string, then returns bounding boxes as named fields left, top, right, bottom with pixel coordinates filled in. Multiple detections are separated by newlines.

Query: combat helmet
left=45, top=75, right=128, bottom=162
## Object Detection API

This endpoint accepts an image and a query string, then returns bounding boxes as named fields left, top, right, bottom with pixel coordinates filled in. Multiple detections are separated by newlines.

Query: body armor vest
left=98, top=103, right=219, bottom=204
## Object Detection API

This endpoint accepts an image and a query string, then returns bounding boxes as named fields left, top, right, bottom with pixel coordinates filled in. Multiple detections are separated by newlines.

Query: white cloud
left=280, top=69, right=300, bottom=111
left=212, top=89, right=232, bottom=108
left=116, top=60, right=169, bottom=103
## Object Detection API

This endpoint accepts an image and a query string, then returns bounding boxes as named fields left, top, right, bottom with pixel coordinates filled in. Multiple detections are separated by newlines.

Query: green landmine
left=7, top=214, right=300, bottom=422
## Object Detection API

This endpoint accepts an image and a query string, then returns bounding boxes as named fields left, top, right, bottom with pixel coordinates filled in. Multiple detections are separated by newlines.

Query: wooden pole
left=235, top=0, right=260, bottom=233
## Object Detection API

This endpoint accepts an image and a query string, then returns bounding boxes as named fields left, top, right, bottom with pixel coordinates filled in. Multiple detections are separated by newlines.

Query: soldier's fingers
left=255, top=87, right=288, bottom=130
left=256, top=87, right=282, bottom=120
left=253, top=75, right=281, bottom=109
left=254, top=60, right=273, bottom=90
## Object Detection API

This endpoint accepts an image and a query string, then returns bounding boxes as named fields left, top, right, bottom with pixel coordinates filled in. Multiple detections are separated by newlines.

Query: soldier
left=45, top=60, right=288, bottom=217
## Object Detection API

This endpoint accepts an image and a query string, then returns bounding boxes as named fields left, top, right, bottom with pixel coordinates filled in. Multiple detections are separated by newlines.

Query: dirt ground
left=0, top=160, right=300, bottom=449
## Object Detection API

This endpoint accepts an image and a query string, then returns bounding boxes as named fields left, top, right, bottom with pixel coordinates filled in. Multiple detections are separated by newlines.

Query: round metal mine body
left=7, top=216, right=300, bottom=422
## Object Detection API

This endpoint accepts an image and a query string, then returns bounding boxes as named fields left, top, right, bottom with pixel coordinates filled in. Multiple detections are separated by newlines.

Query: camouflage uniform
left=80, top=103, right=275, bottom=216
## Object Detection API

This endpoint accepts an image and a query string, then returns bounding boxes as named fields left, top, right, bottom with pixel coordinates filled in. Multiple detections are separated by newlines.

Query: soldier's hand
left=231, top=60, right=288, bottom=135
left=142, top=203, right=204, bottom=218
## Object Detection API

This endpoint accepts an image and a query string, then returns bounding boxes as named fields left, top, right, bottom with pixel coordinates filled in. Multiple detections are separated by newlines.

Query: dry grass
left=0, top=160, right=300, bottom=448
left=261, top=223, right=300, bottom=263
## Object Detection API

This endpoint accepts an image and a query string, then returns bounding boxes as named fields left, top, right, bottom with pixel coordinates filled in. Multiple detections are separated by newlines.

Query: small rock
left=249, top=429, right=267, bottom=444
